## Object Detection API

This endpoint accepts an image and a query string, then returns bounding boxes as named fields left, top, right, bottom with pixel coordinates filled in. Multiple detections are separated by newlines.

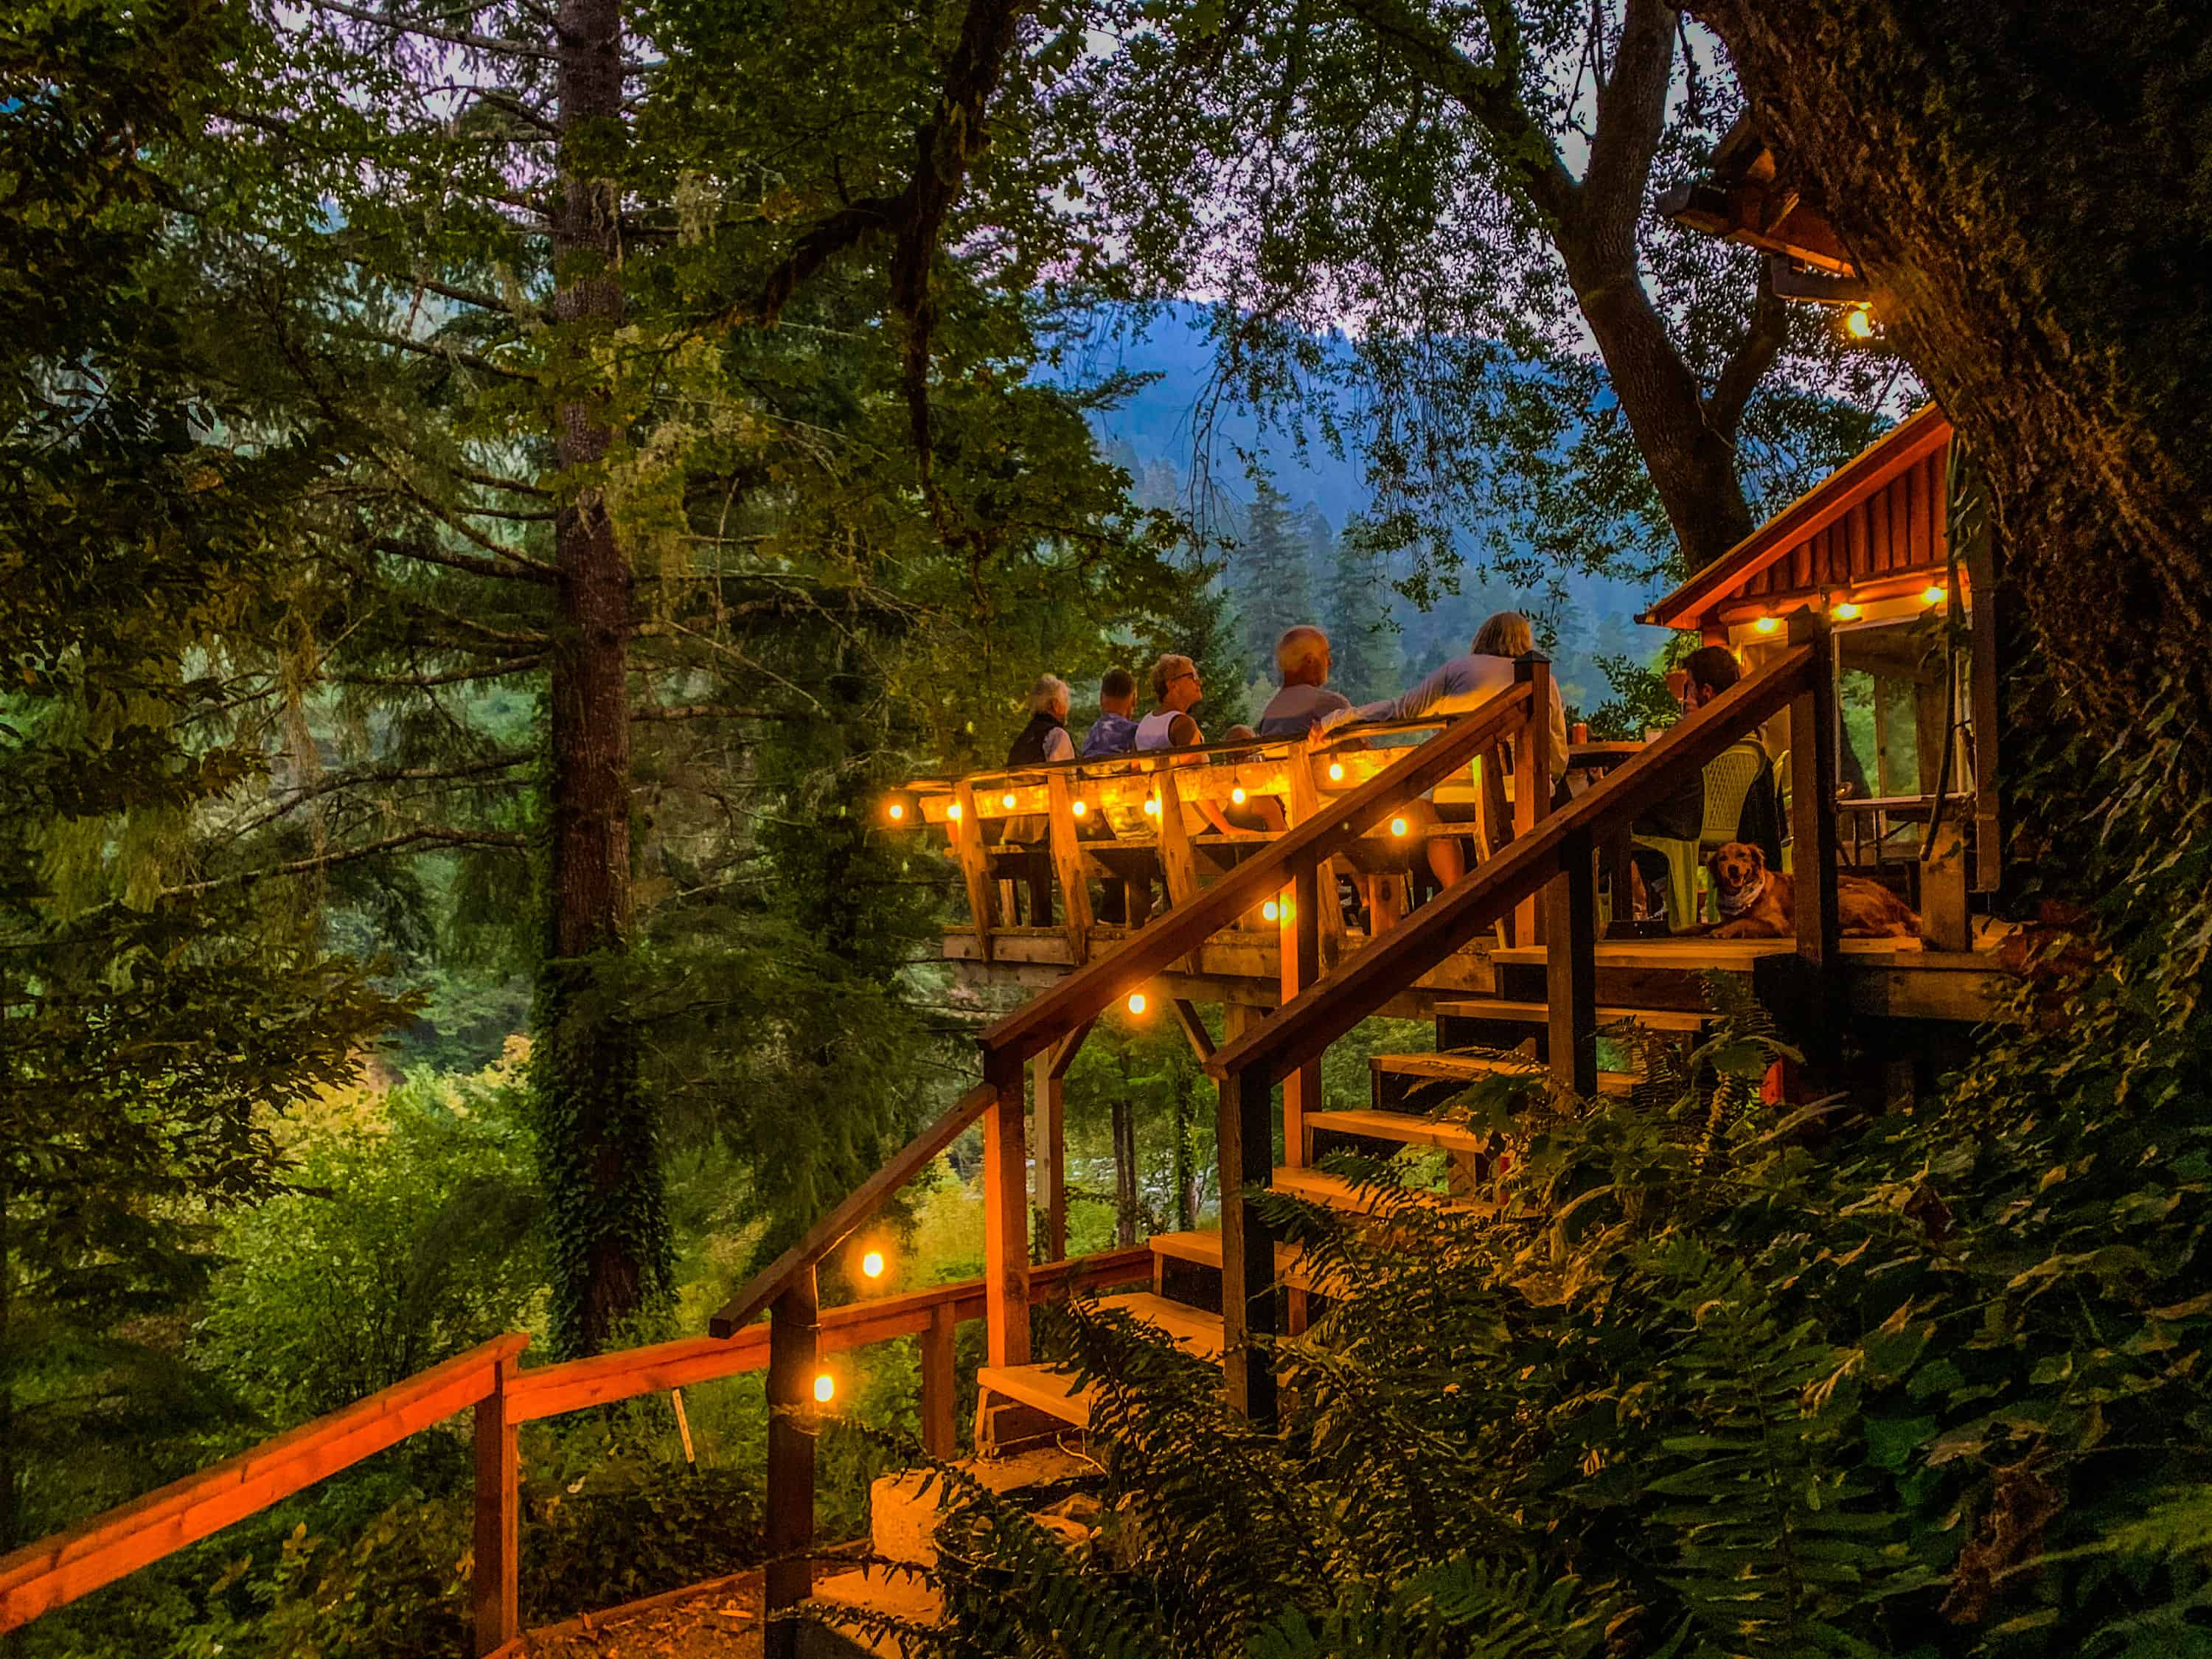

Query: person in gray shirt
left=1257, top=625, right=1357, bottom=737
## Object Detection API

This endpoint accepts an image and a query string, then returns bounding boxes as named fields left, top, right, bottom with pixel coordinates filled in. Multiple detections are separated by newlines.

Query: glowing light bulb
left=1127, top=992, right=1147, bottom=1015
left=1922, top=584, right=1947, bottom=607
left=1845, top=305, right=1874, bottom=340
left=1001, top=792, right=1016, bottom=810
left=1231, top=785, right=1246, bottom=804
left=947, top=801, right=962, bottom=821
left=887, top=802, right=905, bottom=821
left=1832, top=600, right=1863, bottom=622
left=1753, top=614, right=1779, bottom=635
left=813, top=1373, right=835, bottom=1404
left=861, top=1250, right=886, bottom=1279
left=1327, top=762, right=1344, bottom=782
left=1390, top=816, right=1408, bottom=837
left=1262, top=899, right=1280, bottom=922
left=1071, top=799, right=1087, bottom=818
left=1144, top=797, right=1161, bottom=816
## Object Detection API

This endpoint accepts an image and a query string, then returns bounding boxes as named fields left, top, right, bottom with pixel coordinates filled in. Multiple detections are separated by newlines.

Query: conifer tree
left=1229, top=464, right=1316, bottom=682
left=1321, top=524, right=1404, bottom=704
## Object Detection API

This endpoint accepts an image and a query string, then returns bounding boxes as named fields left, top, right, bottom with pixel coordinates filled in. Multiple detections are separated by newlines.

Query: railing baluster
left=1512, top=653, right=1553, bottom=947
left=1030, top=1046, right=1067, bottom=1261
left=1284, top=858, right=1322, bottom=1172
left=950, top=780, right=995, bottom=963
left=919, top=1302, right=958, bottom=1458
left=764, top=1268, right=819, bottom=1659
left=1045, top=772, right=1093, bottom=965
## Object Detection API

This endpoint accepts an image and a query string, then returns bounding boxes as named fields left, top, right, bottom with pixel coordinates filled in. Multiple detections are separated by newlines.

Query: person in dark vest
left=1080, top=667, right=1141, bottom=757
left=1006, top=674, right=1075, bottom=766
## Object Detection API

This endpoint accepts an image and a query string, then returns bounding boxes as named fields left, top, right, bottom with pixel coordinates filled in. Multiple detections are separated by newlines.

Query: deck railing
left=1202, top=613, right=1839, bottom=1424
left=0, top=1250, right=1152, bottom=1653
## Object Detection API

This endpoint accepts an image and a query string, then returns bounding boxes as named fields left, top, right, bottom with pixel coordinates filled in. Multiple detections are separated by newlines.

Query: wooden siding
left=1734, top=445, right=1950, bottom=606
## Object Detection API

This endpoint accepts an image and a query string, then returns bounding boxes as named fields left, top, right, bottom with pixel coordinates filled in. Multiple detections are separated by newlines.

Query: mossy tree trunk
left=534, top=0, right=669, bottom=1354
left=1690, top=0, right=2212, bottom=783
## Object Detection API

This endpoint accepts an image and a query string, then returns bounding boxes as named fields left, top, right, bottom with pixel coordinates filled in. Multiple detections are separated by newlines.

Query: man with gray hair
left=1006, top=673, right=1075, bottom=765
left=1257, top=624, right=1357, bottom=737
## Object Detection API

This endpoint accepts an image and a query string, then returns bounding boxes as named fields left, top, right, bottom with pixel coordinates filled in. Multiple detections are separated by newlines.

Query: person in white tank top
left=1135, top=653, right=1206, bottom=750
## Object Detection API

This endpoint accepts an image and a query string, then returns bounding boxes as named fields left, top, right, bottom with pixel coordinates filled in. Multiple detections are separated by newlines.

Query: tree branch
left=302, top=0, right=563, bottom=62
left=1707, top=262, right=1792, bottom=440
left=228, top=754, right=535, bottom=838
left=165, top=827, right=532, bottom=897
left=1579, top=0, right=1674, bottom=238
left=630, top=703, right=796, bottom=723
left=336, top=658, right=545, bottom=689
left=371, top=532, right=558, bottom=586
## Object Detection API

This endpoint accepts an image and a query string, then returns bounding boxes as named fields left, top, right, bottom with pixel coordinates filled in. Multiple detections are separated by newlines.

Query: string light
left=1144, top=797, right=1161, bottom=816
left=947, top=801, right=962, bottom=821
left=1845, top=305, right=1874, bottom=340
left=1832, top=599, right=1863, bottom=622
left=1071, top=799, right=1087, bottom=818
left=861, top=1250, right=886, bottom=1279
left=1921, top=584, right=1947, bottom=607
left=1390, top=817, right=1408, bottom=836
left=813, top=1373, right=835, bottom=1404
left=1753, top=614, right=1780, bottom=635
left=1127, top=991, right=1147, bottom=1015
left=1001, top=791, right=1016, bottom=810
left=1262, top=899, right=1280, bottom=922
left=887, top=802, right=905, bottom=821
left=1327, top=762, right=1345, bottom=782
left=1231, top=785, right=1246, bottom=804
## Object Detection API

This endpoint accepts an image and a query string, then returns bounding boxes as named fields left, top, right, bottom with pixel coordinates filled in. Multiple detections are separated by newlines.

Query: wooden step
left=1371, top=1051, right=1637, bottom=1097
left=1434, top=998, right=1705, bottom=1033
left=1489, top=939, right=1790, bottom=970
left=1096, top=1290, right=1225, bottom=1361
left=1273, top=1164, right=1491, bottom=1217
left=978, top=1363, right=1096, bottom=1428
left=1306, top=1107, right=1490, bottom=1156
left=1149, top=1228, right=1315, bottom=1285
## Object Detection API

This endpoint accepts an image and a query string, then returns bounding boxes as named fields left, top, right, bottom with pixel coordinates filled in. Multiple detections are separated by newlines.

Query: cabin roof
left=1641, top=404, right=1955, bottom=631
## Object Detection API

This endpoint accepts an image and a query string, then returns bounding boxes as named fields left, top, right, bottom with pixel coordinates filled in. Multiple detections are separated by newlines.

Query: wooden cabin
left=1641, top=403, right=2004, bottom=918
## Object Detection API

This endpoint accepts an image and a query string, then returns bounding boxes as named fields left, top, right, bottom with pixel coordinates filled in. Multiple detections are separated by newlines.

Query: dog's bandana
left=1715, top=872, right=1767, bottom=919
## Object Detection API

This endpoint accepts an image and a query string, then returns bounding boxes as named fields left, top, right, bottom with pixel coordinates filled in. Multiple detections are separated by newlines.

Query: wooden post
left=1281, top=858, right=1322, bottom=1170
left=1545, top=827, right=1599, bottom=1098
left=950, top=781, right=995, bottom=963
left=919, top=1301, right=957, bottom=1458
left=981, top=1058, right=1030, bottom=1368
left=1045, top=773, right=1094, bottom=965
left=1286, top=748, right=1348, bottom=966
left=1920, top=820, right=1971, bottom=952
left=1029, top=1047, right=1067, bottom=1262
left=1788, top=613, right=1843, bottom=1077
left=1217, top=1060, right=1279, bottom=1430
left=1512, top=655, right=1552, bottom=947
left=764, top=1269, right=819, bottom=1659
left=470, top=1357, right=520, bottom=1658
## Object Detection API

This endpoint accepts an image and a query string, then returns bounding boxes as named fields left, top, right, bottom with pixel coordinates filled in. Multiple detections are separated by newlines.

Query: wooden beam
left=1168, top=999, right=1216, bottom=1062
left=1047, top=1016, right=1095, bottom=1081
left=1045, top=773, right=1093, bottom=965
left=950, top=781, right=995, bottom=962
left=982, top=1056, right=1030, bottom=1368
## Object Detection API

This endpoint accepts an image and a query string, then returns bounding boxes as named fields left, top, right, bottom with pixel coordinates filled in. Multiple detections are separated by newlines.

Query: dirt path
left=526, top=1572, right=765, bottom=1658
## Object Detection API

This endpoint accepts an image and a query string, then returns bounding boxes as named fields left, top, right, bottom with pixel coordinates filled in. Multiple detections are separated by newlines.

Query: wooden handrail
left=0, top=1250, right=1152, bottom=1641
left=0, top=1332, right=529, bottom=1634
left=708, top=1080, right=997, bottom=1338
left=979, top=682, right=1537, bottom=1067
left=1206, top=641, right=1820, bottom=1089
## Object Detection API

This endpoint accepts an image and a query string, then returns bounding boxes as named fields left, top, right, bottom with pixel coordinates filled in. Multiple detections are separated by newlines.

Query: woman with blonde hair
left=1357, top=609, right=1568, bottom=778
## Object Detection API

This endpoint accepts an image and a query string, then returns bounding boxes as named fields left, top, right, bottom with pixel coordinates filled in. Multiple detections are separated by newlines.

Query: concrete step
left=869, top=1446, right=1091, bottom=1565
left=1371, top=1050, right=1635, bottom=1098
left=1306, top=1107, right=1490, bottom=1157
left=1433, top=998, right=1705, bottom=1032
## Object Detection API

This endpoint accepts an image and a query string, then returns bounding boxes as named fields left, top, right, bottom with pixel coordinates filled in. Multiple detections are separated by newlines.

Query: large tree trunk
left=533, top=0, right=666, bottom=1354
left=1688, top=0, right=2212, bottom=782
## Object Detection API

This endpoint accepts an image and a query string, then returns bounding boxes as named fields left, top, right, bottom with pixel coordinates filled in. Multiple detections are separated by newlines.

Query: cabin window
left=1834, top=616, right=1966, bottom=829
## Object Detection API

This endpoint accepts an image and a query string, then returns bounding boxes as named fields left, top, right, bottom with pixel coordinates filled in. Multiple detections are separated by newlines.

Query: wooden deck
left=946, top=916, right=2018, bottom=1025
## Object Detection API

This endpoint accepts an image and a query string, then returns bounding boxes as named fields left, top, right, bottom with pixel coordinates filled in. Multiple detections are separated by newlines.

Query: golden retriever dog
left=1700, top=842, right=1921, bottom=940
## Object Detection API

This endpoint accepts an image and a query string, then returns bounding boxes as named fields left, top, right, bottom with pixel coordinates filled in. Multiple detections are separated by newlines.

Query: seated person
left=1354, top=610, right=1569, bottom=780
left=1354, top=611, right=1568, bottom=891
left=1257, top=625, right=1356, bottom=737
left=1135, top=654, right=1236, bottom=836
left=1629, top=645, right=1784, bottom=924
left=1006, top=674, right=1075, bottom=765
left=1081, top=667, right=1141, bottom=758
